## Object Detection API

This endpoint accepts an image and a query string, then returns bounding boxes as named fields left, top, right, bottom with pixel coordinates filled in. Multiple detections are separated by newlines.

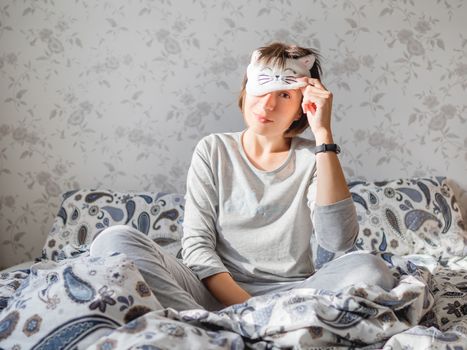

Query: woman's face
left=243, top=89, right=303, bottom=138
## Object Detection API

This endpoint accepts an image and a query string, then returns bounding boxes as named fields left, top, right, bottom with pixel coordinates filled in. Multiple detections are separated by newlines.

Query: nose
left=260, top=93, right=276, bottom=111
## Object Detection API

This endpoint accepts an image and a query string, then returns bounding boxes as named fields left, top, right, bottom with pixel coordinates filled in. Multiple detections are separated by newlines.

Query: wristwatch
left=313, top=143, right=341, bottom=154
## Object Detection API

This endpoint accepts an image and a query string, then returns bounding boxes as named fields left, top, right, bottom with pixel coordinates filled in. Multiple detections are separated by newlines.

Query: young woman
left=90, top=42, right=395, bottom=312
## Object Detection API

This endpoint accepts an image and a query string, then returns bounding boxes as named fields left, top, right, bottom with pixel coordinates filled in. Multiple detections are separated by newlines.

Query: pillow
left=0, top=269, right=30, bottom=313
left=42, top=190, right=185, bottom=261
left=348, top=176, right=467, bottom=258
left=0, top=252, right=162, bottom=349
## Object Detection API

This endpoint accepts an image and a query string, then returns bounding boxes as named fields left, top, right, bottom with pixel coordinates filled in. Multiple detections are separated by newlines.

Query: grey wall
left=1, top=0, right=466, bottom=269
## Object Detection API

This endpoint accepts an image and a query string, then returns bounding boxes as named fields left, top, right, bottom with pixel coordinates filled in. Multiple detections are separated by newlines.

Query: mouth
left=253, top=113, right=273, bottom=123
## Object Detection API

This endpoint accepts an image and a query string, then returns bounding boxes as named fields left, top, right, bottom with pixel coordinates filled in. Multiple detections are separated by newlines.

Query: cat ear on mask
left=250, top=49, right=315, bottom=68
left=296, top=54, right=316, bottom=71
left=250, top=49, right=262, bottom=64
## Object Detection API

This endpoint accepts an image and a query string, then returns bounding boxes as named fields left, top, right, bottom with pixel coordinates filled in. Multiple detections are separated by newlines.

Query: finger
left=302, top=93, right=331, bottom=107
left=302, top=97, right=326, bottom=112
left=302, top=102, right=317, bottom=114
left=299, top=83, right=330, bottom=97
left=295, top=77, right=315, bottom=90
left=303, top=77, right=328, bottom=91
left=302, top=85, right=330, bottom=97
left=303, top=93, right=328, bottom=104
left=302, top=98, right=327, bottom=111
left=296, top=79, right=311, bottom=93
left=295, top=76, right=309, bottom=83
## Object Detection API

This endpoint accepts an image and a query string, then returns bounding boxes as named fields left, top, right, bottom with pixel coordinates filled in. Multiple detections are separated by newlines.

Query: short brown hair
left=237, top=41, right=323, bottom=138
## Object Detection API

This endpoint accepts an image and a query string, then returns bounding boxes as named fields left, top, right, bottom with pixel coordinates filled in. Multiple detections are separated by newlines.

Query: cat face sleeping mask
left=245, top=49, right=316, bottom=96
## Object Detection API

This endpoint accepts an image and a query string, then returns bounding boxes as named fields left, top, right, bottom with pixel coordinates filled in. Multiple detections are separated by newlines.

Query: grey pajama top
left=181, top=129, right=359, bottom=284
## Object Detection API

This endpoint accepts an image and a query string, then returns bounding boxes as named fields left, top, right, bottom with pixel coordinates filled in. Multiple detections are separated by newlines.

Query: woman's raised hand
left=297, top=77, right=333, bottom=139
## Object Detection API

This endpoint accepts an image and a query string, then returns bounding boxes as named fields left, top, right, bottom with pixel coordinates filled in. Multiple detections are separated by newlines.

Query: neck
left=242, top=128, right=291, bottom=155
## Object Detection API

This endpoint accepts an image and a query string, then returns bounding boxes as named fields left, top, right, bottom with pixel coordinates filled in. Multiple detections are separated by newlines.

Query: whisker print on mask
left=257, top=79, right=274, bottom=85
left=245, top=49, right=315, bottom=95
left=258, top=74, right=273, bottom=79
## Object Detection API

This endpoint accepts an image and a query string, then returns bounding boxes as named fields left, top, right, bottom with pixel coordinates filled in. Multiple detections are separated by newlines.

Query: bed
left=1, top=176, right=466, bottom=349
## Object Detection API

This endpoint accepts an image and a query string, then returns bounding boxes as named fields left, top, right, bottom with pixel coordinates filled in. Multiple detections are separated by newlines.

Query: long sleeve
left=306, top=167, right=359, bottom=253
left=181, top=138, right=231, bottom=280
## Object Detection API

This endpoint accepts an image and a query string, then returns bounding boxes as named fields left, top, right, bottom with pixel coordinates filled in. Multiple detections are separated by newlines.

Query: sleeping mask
left=245, top=49, right=316, bottom=96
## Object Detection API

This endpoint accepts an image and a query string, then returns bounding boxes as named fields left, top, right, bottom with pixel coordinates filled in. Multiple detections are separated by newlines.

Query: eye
left=280, top=92, right=291, bottom=99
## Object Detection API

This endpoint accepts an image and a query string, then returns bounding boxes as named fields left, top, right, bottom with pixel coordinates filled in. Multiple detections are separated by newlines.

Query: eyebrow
left=278, top=90, right=299, bottom=95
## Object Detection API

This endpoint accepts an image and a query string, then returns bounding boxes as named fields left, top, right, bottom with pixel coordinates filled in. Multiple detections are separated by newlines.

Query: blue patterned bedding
left=1, top=177, right=467, bottom=349
left=1, top=252, right=466, bottom=349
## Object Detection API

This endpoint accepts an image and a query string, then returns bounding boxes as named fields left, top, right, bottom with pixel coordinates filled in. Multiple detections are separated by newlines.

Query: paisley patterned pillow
left=349, top=176, right=467, bottom=258
left=0, top=252, right=162, bottom=349
left=42, top=190, right=185, bottom=262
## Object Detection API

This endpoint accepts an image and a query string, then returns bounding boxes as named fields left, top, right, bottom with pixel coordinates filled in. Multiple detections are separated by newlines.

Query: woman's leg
left=295, top=251, right=396, bottom=292
left=89, top=225, right=225, bottom=312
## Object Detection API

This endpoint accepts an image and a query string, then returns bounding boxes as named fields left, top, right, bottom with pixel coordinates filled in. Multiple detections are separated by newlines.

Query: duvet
left=1, top=251, right=466, bottom=349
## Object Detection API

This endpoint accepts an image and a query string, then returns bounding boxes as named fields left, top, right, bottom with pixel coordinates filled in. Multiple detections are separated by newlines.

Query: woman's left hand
left=296, top=77, right=333, bottom=139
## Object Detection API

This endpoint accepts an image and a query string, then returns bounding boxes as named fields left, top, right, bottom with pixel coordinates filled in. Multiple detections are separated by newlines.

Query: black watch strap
left=314, top=143, right=341, bottom=154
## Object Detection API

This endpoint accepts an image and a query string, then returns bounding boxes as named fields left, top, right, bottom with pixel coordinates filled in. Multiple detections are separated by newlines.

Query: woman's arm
left=298, top=76, right=351, bottom=205
left=182, top=136, right=252, bottom=306
left=299, top=77, right=358, bottom=252
left=202, top=272, right=251, bottom=307
left=314, top=131, right=351, bottom=205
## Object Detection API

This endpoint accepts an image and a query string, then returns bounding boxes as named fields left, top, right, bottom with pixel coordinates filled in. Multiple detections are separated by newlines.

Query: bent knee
left=360, top=254, right=395, bottom=290
left=90, top=224, right=142, bottom=256
left=344, top=253, right=396, bottom=291
left=354, top=252, right=387, bottom=269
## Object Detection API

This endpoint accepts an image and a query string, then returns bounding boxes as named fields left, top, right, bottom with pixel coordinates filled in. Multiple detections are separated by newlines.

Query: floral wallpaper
left=0, top=0, right=466, bottom=269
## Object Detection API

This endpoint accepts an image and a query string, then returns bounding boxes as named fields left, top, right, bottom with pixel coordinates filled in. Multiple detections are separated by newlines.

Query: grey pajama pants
left=89, top=225, right=396, bottom=312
